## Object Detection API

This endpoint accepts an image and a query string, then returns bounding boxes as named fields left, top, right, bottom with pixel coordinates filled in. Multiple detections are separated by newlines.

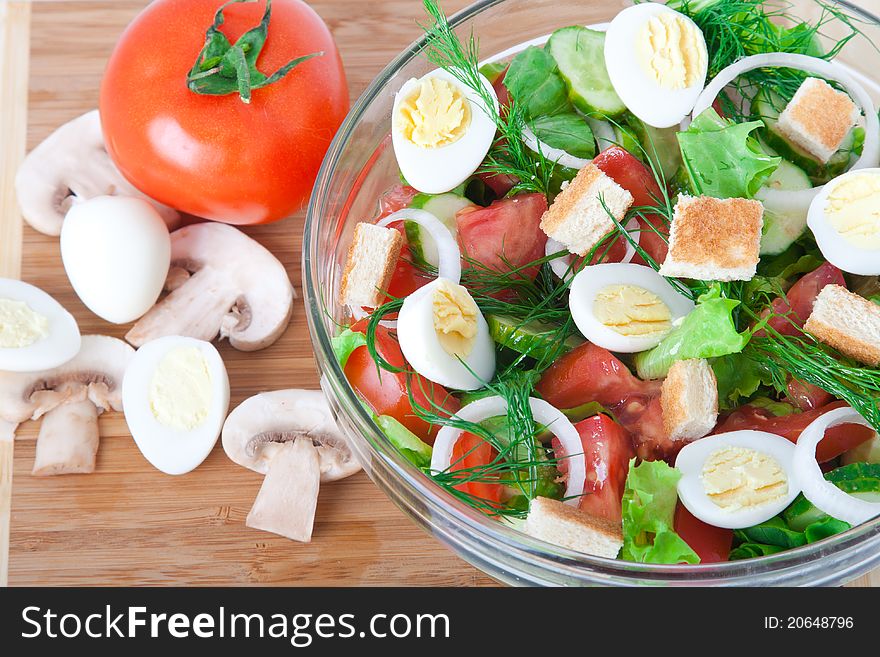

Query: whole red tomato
left=100, top=0, right=348, bottom=224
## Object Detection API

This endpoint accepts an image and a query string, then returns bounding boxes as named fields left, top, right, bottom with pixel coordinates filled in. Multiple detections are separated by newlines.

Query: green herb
left=530, top=114, right=596, bottom=159
left=669, top=0, right=875, bottom=121
left=187, top=0, right=322, bottom=103
left=711, top=352, right=776, bottom=411
left=620, top=460, right=700, bottom=564
left=746, top=328, right=880, bottom=432
left=503, top=46, right=569, bottom=119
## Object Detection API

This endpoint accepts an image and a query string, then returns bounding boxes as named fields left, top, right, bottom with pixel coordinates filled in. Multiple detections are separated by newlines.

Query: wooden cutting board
left=0, top=0, right=875, bottom=587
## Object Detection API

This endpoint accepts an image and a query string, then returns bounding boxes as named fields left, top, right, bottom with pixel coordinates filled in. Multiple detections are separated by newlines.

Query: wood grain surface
left=1, top=0, right=877, bottom=587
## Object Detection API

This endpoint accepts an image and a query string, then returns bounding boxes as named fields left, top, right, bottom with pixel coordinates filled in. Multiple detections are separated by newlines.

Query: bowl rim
left=303, top=0, right=880, bottom=583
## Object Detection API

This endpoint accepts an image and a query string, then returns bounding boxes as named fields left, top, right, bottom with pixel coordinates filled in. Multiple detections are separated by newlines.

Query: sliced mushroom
left=15, top=110, right=180, bottom=236
left=126, top=223, right=295, bottom=351
left=0, top=335, right=134, bottom=475
left=222, top=389, right=360, bottom=542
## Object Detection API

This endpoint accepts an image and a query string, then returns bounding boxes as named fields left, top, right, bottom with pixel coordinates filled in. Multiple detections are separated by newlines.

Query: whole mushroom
left=222, top=389, right=360, bottom=542
left=126, top=223, right=295, bottom=352
left=0, top=335, right=134, bottom=475
left=15, top=110, right=180, bottom=236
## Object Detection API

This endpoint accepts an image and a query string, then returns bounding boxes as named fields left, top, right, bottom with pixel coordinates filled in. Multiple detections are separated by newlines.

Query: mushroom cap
left=126, top=223, right=294, bottom=352
left=14, top=110, right=180, bottom=236
left=222, top=389, right=360, bottom=482
left=0, top=334, right=135, bottom=423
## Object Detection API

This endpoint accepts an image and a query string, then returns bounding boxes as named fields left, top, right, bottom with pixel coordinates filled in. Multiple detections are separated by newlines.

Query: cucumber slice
left=759, top=158, right=814, bottom=255
left=783, top=462, right=880, bottom=531
left=842, top=433, right=880, bottom=465
left=487, top=314, right=583, bottom=362
left=763, top=157, right=812, bottom=191
left=753, top=87, right=856, bottom=185
left=547, top=26, right=625, bottom=117
left=405, top=193, right=475, bottom=267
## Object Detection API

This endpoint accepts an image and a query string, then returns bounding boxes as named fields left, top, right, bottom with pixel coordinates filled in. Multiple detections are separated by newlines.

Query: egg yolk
left=149, top=347, right=213, bottom=431
left=826, top=173, right=880, bottom=249
left=637, top=12, right=706, bottom=90
left=394, top=76, right=471, bottom=148
left=701, top=446, right=788, bottom=511
left=0, top=298, right=49, bottom=349
left=433, top=280, right=478, bottom=357
left=592, top=284, right=672, bottom=337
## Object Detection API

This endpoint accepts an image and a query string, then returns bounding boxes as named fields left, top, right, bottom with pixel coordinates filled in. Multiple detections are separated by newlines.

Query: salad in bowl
left=318, top=0, right=880, bottom=574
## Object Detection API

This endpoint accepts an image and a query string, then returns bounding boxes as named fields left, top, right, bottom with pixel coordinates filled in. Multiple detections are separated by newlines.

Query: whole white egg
left=397, top=277, right=495, bottom=390
left=0, top=278, right=81, bottom=372
left=391, top=69, right=498, bottom=194
left=61, top=195, right=170, bottom=324
left=569, top=263, right=694, bottom=353
left=807, top=168, right=880, bottom=275
left=604, top=3, right=708, bottom=128
left=675, top=430, right=801, bottom=529
left=122, top=335, right=230, bottom=475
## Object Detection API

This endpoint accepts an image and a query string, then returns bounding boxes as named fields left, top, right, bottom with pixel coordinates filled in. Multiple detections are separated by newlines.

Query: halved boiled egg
left=568, top=263, right=694, bottom=353
left=675, top=430, right=801, bottom=529
left=391, top=69, right=498, bottom=194
left=807, top=168, right=880, bottom=275
left=397, top=277, right=495, bottom=390
left=123, top=336, right=230, bottom=475
left=0, top=278, right=80, bottom=372
left=604, top=3, right=708, bottom=128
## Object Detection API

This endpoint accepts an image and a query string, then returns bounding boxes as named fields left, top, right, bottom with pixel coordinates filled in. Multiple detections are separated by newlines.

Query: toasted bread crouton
left=539, top=164, right=634, bottom=257
left=339, top=223, right=403, bottom=308
left=804, top=284, right=880, bottom=366
left=776, top=78, right=860, bottom=164
left=661, top=358, right=718, bottom=442
left=659, top=195, right=764, bottom=282
left=524, top=496, right=623, bottom=559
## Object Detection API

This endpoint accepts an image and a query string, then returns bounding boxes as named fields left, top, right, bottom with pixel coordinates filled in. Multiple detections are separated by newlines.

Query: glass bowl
left=304, top=0, right=880, bottom=586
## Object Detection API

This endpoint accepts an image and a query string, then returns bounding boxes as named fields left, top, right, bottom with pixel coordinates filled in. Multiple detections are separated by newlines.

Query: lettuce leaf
left=620, top=460, right=700, bottom=564
left=634, top=285, right=751, bottom=380
left=678, top=108, right=780, bottom=199
left=331, top=328, right=367, bottom=368
left=373, top=414, right=433, bottom=468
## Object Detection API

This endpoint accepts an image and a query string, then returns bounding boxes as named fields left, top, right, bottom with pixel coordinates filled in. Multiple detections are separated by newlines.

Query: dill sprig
left=408, top=367, right=559, bottom=519
left=670, top=0, right=876, bottom=121
left=747, top=328, right=880, bottom=430
left=419, top=0, right=555, bottom=196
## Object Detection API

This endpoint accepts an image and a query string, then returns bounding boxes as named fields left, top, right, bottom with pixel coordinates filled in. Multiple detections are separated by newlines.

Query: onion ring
left=545, top=217, right=641, bottom=280
left=692, top=53, right=880, bottom=210
left=793, top=406, right=880, bottom=526
left=430, top=395, right=587, bottom=505
left=378, top=208, right=462, bottom=284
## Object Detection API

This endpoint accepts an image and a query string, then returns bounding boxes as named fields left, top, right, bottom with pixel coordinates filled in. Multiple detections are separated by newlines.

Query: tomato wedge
left=592, top=146, right=669, bottom=266
left=456, top=193, right=548, bottom=279
left=450, top=432, right=502, bottom=506
left=555, top=414, right=634, bottom=523
left=716, top=401, right=875, bottom=463
left=674, top=504, right=733, bottom=563
left=760, top=262, right=845, bottom=336
left=536, top=342, right=656, bottom=410
left=344, top=320, right=458, bottom=442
